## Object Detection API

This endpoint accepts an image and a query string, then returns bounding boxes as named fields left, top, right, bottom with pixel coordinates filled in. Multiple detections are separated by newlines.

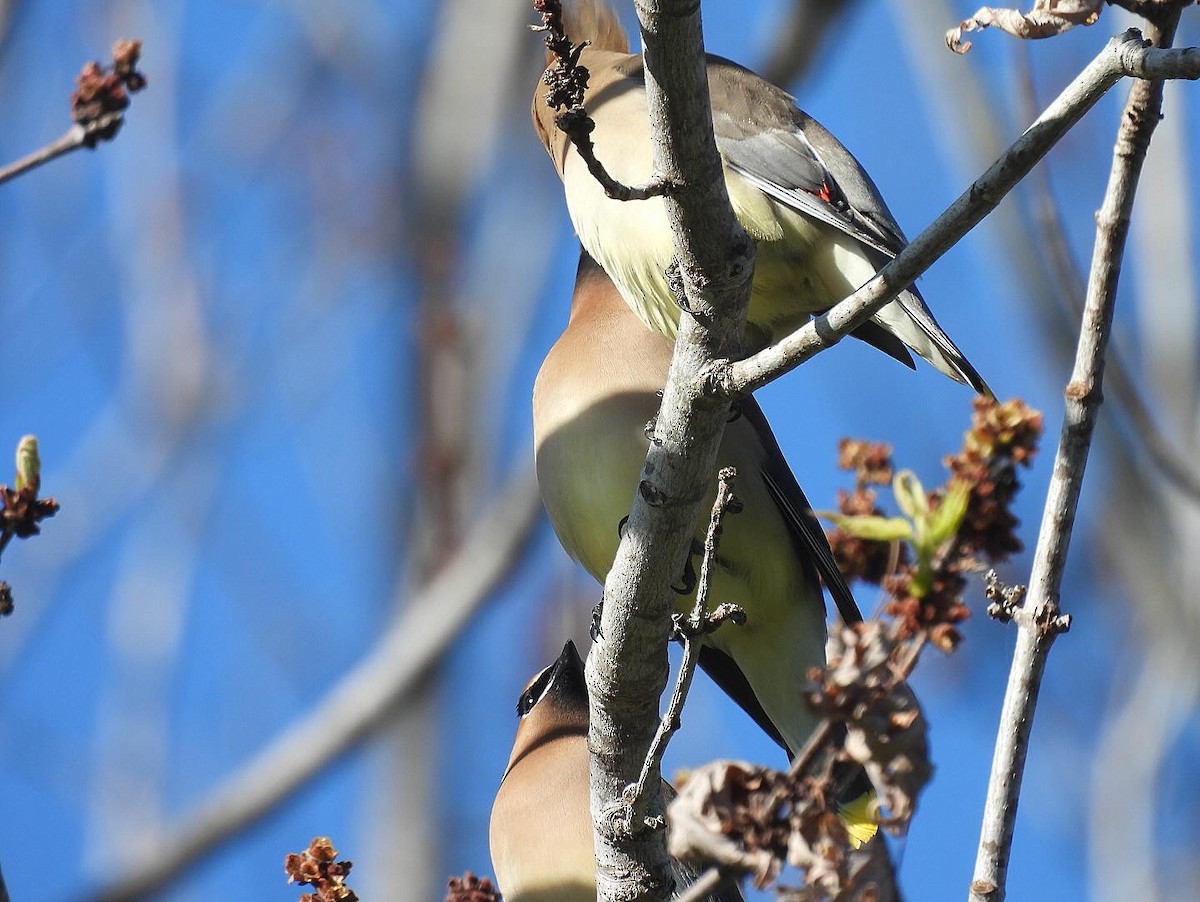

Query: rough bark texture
left=968, top=12, right=1185, bottom=902
left=585, top=0, right=755, bottom=899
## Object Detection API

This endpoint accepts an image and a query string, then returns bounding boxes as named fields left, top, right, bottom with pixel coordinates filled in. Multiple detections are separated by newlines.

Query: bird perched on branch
left=532, top=0, right=990, bottom=395
left=490, top=640, right=746, bottom=901
left=534, top=251, right=864, bottom=763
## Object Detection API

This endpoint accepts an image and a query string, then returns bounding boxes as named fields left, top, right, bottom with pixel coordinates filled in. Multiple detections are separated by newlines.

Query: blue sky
left=0, top=2, right=1196, bottom=900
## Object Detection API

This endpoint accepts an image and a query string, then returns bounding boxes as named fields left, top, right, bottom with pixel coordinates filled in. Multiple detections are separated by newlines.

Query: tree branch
left=584, top=0, right=756, bottom=898
left=1017, top=63, right=1200, bottom=501
left=623, top=469, right=745, bottom=830
left=968, top=12, right=1185, bottom=902
left=711, top=32, right=1200, bottom=399
left=0, top=39, right=146, bottom=186
left=0, top=116, right=124, bottom=186
left=575, top=15, right=1200, bottom=902
left=88, top=467, right=541, bottom=902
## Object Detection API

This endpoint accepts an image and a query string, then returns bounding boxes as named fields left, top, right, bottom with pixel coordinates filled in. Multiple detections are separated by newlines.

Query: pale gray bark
left=969, top=12, right=1186, bottom=902
left=586, top=0, right=755, bottom=897
left=581, top=14, right=1200, bottom=902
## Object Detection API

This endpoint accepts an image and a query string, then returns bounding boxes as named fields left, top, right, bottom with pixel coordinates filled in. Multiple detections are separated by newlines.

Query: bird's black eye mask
left=516, top=641, right=588, bottom=717
left=517, top=665, right=555, bottom=717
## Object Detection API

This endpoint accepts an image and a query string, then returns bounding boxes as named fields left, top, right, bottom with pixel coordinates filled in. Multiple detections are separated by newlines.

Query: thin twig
left=674, top=865, right=737, bottom=902
left=0, top=39, right=144, bottom=186
left=0, top=112, right=132, bottom=186
left=713, top=32, right=1200, bottom=398
left=968, top=12, right=1184, bottom=902
left=0, top=123, right=108, bottom=185
left=532, top=0, right=672, bottom=202
left=1017, top=60, right=1200, bottom=501
left=623, top=469, right=744, bottom=829
left=88, top=467, right=541, bottom=902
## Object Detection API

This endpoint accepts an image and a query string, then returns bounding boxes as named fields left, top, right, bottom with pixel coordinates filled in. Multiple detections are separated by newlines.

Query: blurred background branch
left=0, top=2, right=1197, bottom=900
left=90, top=466, right=540, bottom=902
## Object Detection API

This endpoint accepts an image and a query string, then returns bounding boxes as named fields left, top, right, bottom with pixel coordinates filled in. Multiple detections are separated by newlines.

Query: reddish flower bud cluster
left=831, top=399, right=1042, bottom=649
left=883, top=566, right=969, bottom=651
left=827, top=441, right=908, bottom=585
left=445, top=871, right=503, bottom=902
left=836, top=438, right=894, bottom=487
left=1, top=484, right=59, bottom=541
left=70, top=39, right=147, bottom=146
left=945, top=396, right=1043, bottom=563
left=284, top=837, right=358, bottom=902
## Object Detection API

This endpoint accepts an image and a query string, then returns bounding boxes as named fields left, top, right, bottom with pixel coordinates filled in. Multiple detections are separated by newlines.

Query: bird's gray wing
left=706, top=56, right=992, bottom=395
left=737, top=395, right=863, bottom=627
left=707, top=58, right=907, bottom=257
left=697, top=645, right=790, bottom=755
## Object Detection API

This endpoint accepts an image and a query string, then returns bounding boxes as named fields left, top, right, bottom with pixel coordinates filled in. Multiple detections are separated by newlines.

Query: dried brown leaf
left=947, top=1, right=1102, bottom=53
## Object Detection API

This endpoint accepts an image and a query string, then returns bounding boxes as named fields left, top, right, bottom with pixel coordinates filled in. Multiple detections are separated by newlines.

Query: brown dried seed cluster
left=533, top=0, right=590, bottom=115
left=946, top=397, right=1043, bottom=563
left=837, top=439, right=894, bottom=487
left=833, top=398, right=1042, bottom=649
left=71, top=39, right=147, bottom=146
left=883, top=567, right=969, bottom=651
left=668, top=760, right=851, bottom=895
left=284, top=837, right=358, bottom=902
left=807, top=622, right=932, bottom=825
left=828, top=487, right=908, bottom=586
left=827, top=441, right=907, bottom=585
left=445, top=871, right=503, bottom=902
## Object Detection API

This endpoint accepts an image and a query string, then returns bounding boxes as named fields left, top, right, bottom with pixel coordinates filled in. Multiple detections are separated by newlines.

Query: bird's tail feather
left=873, top=290, right=993, bottom=397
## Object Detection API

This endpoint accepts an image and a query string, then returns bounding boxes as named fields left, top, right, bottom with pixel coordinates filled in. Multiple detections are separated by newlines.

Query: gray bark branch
left=585, top=0, right=755, bottom=897
left=0, top=114, right=126, bottom=186
left=968, top=12, right=1185, bottom=902
left=580, top=15, right=1200, bottom=902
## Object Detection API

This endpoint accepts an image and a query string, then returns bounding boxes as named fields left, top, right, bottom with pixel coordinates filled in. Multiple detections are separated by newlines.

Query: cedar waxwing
left=490, top=640, right=745, bottom=902
left=534, top=251, right=862, bottom=761
left=533, top=0, right=990, bottom=395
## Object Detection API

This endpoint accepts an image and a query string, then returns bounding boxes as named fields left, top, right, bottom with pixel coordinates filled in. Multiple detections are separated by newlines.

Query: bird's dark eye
left=517, top=689, right=538, bottom=717
left=515, top=664, right=555, bottom=717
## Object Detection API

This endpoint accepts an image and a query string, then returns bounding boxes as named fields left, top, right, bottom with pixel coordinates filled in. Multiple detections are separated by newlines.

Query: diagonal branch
left=1016, top=66, right=1200, bottom=501
left=711, top=32, right=1200, bottom=398
left=0, top=116, right=125, bottom=186
left=87, top=467, right=541, bottom=902
left=968, top=11, right=1186, bottom=902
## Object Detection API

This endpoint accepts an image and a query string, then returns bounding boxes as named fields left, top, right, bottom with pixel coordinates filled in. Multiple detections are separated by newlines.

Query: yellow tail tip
left=839, top=793, right=879, bottom=849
